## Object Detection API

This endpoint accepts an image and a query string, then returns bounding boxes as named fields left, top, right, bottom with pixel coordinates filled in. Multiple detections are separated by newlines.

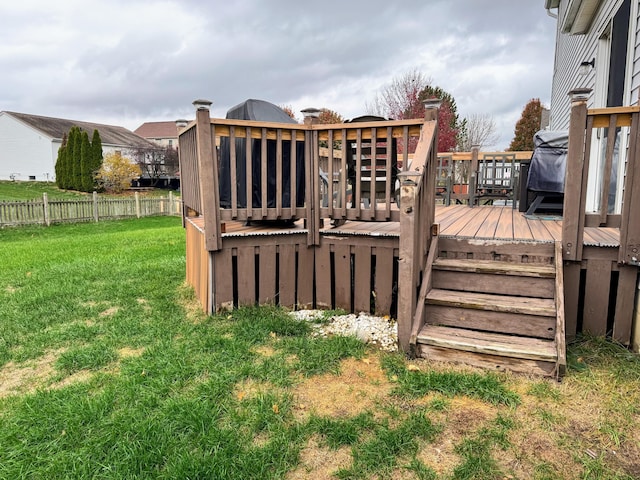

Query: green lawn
left=0, top=180, right=179, bottom=201
left=0, top=180, right=87, bottom=200
left=0, top=217, right=638, bottom=479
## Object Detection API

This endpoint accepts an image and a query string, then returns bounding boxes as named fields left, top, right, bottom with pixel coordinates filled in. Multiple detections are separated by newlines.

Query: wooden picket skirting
left=184, top=203, right=637, bottom=349
left=0, top=192, right=181, bottom=227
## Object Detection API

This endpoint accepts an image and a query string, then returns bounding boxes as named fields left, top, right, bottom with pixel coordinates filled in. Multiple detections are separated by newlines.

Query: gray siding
left=631, top=2, right=640, bottom=101
left=549, top=0, right=625, bottom=130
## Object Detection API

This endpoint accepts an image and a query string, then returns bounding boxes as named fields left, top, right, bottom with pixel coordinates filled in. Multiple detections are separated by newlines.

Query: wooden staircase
left=411, top=237, right=566, bottom=379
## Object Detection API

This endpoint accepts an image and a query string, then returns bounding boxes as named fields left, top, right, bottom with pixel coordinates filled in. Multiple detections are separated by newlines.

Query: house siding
left=549, top=0, right=627, bottom=130
left=630, top=1, right=640, bottom=101
left=0, top=113, right=56, bottom=181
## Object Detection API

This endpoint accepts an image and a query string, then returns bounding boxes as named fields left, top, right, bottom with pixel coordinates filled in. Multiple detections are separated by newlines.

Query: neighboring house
left=134, top=121, right=185, bottom=148
left=0, top=111, right=153, bottom=182
left=545, top=0, right=638, bottom=212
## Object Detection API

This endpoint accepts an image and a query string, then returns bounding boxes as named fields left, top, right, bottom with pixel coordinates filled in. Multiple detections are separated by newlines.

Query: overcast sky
left=0, top=1, right=557, bottom=150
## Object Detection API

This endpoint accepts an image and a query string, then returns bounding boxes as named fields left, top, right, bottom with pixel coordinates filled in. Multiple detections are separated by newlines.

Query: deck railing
left=178, top=104, right=431, bottom=250
left=436, top=150, right=532, bottom=206
left=563, top=90, right=640, bottom=265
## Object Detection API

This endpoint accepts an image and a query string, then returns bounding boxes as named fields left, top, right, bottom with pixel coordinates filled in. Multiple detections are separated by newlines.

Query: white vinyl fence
left=0, top=192, right=181, bottom=227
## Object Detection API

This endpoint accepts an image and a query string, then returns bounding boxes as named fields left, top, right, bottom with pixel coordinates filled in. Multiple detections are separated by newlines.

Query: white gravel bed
left=290, top=310, right=398, bottom=352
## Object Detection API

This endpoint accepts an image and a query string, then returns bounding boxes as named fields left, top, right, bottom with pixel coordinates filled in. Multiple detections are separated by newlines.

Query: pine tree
left=72, top=127, right=83, bottom=190
left=55, top=133, right=68, bottom=189
left=90, top=129, right=103, bottom=191
left=64, top=128, right=77, bottom=190
left=80, top=131, right=92, bottom=192
left=508, top=98, right=543, bottom=151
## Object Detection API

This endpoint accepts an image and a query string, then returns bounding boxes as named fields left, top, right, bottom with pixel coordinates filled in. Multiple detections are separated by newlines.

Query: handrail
left=563, top=96, right=640, bottom=264
left=554, top=241, right=567, bottom=379
left=409, top=235, right=439, bottom=355
left=397, top=116, right=438, bottom=352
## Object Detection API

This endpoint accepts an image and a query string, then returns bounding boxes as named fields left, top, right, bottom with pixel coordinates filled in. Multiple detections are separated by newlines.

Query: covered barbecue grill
left=219, top=99, right=305, bottom=212
left=525, top=130, right=568, bottom=214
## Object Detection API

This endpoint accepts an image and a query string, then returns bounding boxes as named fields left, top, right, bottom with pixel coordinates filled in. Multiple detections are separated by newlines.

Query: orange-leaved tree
left=508, top=98, right=543, bottom=151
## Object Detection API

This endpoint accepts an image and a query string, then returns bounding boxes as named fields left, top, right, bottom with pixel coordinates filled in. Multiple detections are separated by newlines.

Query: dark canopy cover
left=526, top=130, right=568, bottom=193
left=219, top=99, right=305, bottom=210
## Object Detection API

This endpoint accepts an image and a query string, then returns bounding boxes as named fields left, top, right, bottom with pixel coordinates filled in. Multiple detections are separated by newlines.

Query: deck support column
left=562, top=88, right=591, bottom=262
left=398, top=171, right=422, bottom=352
left=302, top=108, right=321, bottom=246
left=193, top=99, right=222, bottom=252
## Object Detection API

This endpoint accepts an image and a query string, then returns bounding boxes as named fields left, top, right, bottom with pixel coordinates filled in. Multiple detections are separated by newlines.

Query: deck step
left=426, top=289, right=556, bottom=317
left=416, top=325, right=557, bottom=362
left=432, top=258, right=555, bottom=277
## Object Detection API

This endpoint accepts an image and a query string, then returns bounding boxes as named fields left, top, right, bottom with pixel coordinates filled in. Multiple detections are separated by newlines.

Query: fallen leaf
left=237, top=391, right=246, bottom=401
left=361, top=358, right=371, bottom=365
left=407, top=364, right=420, bottom=372
left=269, top=332, right=277, bottom=338
left=272, top=404, right=279, bottom=414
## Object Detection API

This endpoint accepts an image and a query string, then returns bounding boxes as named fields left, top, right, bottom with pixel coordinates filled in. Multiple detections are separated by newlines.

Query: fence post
left=397, top=171, right=422, bottom=353
left=135, top=191, right=141, bottom=218
left=169, top=191, right=174, bottom=215
left=562, top=88, right=591, bottom=261
left=42, top=193, right=50, bottom=226
left=93, top=191, right=99, bottom=222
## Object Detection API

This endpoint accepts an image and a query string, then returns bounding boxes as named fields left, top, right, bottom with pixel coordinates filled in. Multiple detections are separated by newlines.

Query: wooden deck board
left=195, top=206, right=619, bottom=247
left=494, top=207, right=514, bottom=239
left=417, top=325, right=557, bottom=361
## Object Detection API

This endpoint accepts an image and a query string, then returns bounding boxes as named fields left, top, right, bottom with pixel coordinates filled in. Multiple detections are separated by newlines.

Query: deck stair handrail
left=563, top=90, right=640, bottom=265
left=396, top=109, right=439, bottom=352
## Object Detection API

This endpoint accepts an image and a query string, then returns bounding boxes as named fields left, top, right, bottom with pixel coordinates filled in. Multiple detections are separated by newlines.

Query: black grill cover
left=526, top=130, right=568, bottom=193
left=219, top=99, right=305, bottom=210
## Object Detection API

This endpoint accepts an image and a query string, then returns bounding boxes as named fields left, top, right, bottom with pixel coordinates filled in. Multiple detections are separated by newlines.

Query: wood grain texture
left=417, top=344, right=557, bottom=377
left=417, top=325, right=557, bottom=361
left=426, top=289, right=555, bottom=316
left=424, top=305, right=556, bottom=339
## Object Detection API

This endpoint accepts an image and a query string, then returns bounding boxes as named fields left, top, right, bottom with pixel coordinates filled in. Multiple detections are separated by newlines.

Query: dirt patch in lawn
left=286, top=436, right=352, bottom=480
left=0, top=350, right=63, bottom=398
left=292, top=356, right=392, bottom=419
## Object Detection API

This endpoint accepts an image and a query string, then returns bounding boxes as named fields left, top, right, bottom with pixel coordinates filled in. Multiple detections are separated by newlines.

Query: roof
left=134, top=121, right=185, bottom=139
left=2, top=111, right=153, bottom=148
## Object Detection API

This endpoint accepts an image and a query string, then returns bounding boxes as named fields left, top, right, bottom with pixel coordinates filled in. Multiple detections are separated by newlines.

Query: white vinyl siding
left=0, top=113, right=55, bottom=181
left=629, top=1, right=640, bottom=101
left=549, top=0, right=625, bottom=130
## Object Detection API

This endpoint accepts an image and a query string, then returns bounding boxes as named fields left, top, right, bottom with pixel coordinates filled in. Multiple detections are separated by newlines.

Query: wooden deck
left=325, top=205, right=620, bottom=247
left=195, top=204, right=620, bottom=249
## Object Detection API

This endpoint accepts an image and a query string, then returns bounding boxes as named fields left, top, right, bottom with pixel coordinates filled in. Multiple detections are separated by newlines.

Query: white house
left=545, top=0, right=638, bottom=213
left=0, top=111, right=153, bottom=182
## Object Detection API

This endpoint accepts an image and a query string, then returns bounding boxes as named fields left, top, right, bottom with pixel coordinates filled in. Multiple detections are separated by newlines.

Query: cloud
left=0, top=0, right=557, bottom=149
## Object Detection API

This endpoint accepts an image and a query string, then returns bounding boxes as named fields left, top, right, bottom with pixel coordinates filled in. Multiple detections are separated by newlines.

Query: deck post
left=562, top=88, right=591, bottom=261
left=469, top=145, right=479, bottom=206
left=302, top=108, right=321, bottom=246
left=398, top=171, right=422, bottom=352
left=619, top=109, right=640, bottom=265
left=193, top=99, right=222, bottom=251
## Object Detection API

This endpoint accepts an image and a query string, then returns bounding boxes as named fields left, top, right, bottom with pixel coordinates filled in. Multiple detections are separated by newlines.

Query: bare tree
left=365, top=69, right=432, bottom=119
left=458, top=114, right=500, bottom=151
left=131, top=145, right=179, bottom=186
